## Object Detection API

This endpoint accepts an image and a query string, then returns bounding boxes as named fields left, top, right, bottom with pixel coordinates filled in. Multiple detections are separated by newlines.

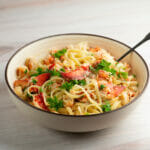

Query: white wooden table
left=0, top=0, right=150, bottom=149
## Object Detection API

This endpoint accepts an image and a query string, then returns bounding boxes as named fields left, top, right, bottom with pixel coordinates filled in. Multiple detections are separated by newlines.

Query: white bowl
left=5, top=33, right=149, bottom=132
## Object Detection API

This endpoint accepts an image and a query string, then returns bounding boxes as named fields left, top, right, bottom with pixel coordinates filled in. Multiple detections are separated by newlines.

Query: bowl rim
left=5, top=33, right=149, bottom=117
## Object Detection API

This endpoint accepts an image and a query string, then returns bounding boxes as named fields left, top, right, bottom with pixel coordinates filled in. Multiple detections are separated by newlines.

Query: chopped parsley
left=37, top=67, right=43, bottom=74
left=71, top=79, right=86, bottom=86
left=89, top=66, right=96, bottom=73
left=94, top=59, right=116, bottom=75
left=100, top=84, right=105, bottom=90
left=39, top=87, right=43, bottom=93
left=46, top=81, right=54, bottom=86
left=26, top=93, right=33, bottom=99
left=24, top=69, right=28, bottom=74
left=53, top=49, right=67, bottom=59
left=30, top=67, right=61, bottom=77
left=47, top=96, right=64, bottom=111
left=49, top=69, right=61, bottom=77
left=97, top=59, right=111, bottom=69
left=109, top=68, right=116, bottom=75
left=118, top=72, right=128, bottom=79
left=30, top=72, right=39, bottom=77
left=32, top=78, right=37, bottom=84
left=60, top=79, right=86, bottom=91
left=30, top=67, right=45, bottom=77
left=60, top=82, right=74, bottom=91
left=78, top=79, right=86, bottom=86
left=133, top=74, right=136, bottom=78
left=60, top=68, right=65, bottom=72
left=102, top=101, right=111, bottom=112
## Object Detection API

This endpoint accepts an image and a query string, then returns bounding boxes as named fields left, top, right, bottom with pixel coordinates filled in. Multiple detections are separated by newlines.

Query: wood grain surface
left=0, top=0, right=150, bottom=150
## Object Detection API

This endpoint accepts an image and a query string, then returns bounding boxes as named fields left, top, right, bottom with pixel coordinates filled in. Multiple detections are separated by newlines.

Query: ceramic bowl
left=5, top=33, right=149, bottom=132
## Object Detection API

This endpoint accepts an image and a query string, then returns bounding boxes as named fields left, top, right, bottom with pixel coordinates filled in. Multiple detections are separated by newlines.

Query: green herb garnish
left=98, top=59, right=111, bottom=68
left=60, top=68, right=65, bottom=72
left=118, top=72, right=128, bottom=79
left=60, top=79, right=86, bottom=91
left=78, top=79, right=86, bottom=86
left=72, top=79, right=86, bottom=86
left=30, top=68, right=61, bottom=77
left=133, top=74, right=136, bottom=78
left=121, top=72, right=128, bottom=79
left=26, top=93, right=33, bottom=99
left=30, top=73, right=39, bottom=77
left=60, top=82, right=74, bottom=91
left=32, top=78, right=37, bottom=84
left=47, top=96, right=64, bottom=111
left=109, top=68, right=116, bottom=75
left=95, top=59, right=116, bottom=75
left=49, top=69, right=61, bottom=77
left=100, top=84, right=105, bottom=90
left=39, top=87, right=43, bottom=93
left=89, top=66, right=96, bottom=73
left=37, top=67, right=43, bottom=74
left=30, top=67, right=45, bottom=77
left=46, top=81, right=54, bottom=86
left=102, top=101, right=111, bottom=112
left=53, top=49, right=67, bottom=59
left=24, top=69, right=28, bottom=74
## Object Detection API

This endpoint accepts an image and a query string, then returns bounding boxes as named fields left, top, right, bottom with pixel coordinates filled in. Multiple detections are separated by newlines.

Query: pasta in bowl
left=5, top=34, right=149, bottom=132
left=13, top=42, right=138, bottom=115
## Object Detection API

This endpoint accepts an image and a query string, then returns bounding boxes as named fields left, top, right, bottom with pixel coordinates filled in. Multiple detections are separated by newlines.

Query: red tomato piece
left=81, top=65, right=89, bottom=71
left=33, top=93, right=49, bottom=111
left=105, top=83, right=125, bottom=98
left=113, top=85, right=125, bottom=97
left=61, top=67, right=89, bottom=80
left=35, top=73, right=50, bottom=86
left=49, top=63, right=55, bottom=70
